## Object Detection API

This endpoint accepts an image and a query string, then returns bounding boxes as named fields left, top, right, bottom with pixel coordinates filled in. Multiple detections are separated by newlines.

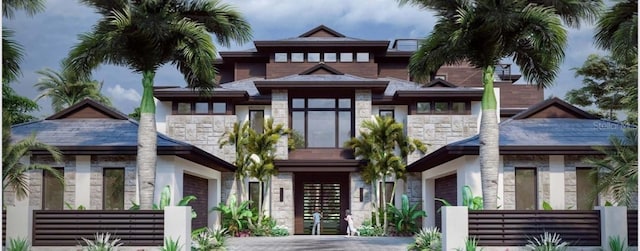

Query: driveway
left=226, top=235, right=414, bottom=251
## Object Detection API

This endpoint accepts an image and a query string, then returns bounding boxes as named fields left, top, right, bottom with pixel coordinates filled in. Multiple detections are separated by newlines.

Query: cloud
left=106, top=84, right=142, bottom=103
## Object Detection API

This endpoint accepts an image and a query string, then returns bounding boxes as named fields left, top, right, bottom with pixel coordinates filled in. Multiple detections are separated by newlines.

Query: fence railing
left=629, top=210, right=638, bottom=246
left=2, top=210, right=6, bottom=246
left=468, top=210, right=601, bottom=246
left=32, top=210, right=164, bottom=246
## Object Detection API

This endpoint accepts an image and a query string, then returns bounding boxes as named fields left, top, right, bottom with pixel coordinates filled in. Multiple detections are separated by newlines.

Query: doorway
left=294, top=172, right=349, bottom=235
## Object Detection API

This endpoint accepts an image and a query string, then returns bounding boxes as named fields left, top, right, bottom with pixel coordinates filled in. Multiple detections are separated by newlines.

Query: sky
left=3, top=0, right=607, bottom=117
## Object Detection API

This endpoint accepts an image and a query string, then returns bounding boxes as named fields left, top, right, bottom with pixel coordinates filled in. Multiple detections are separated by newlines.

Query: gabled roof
left=407, top=98, right=635, bottom=172
left=153, top=86, right=249, bottom=101
left=47, top=98, right=129, bottom=120
left=424, top=79, right=457, bottom=88
left=253, top=74, right=389, bottom=94
left=12, top=99, right=236, bottom=172
left=299, top=64, right=344, bottom=75
left=299, top=24, right=345, bottom=38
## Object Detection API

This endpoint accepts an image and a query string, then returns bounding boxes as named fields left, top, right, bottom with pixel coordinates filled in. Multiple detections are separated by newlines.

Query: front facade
left=153, top=25, right=544, bottom=234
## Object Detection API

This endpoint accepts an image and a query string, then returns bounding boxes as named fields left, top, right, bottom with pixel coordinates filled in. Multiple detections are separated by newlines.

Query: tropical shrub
left=407, top=227, right=441, bottom=251
left=161, top=237, right=182, bottom=251
left=270, top=225, right=290, bottom=236
left=358, top=219, right=384, bottom=236
left=435, top=185, right=483, bottom=210
left=251, top=216, right=276, bottom=236
left=525, top=232, right=569, bottom=251
left=79, top=233, right=122, bottom=251
left=7, top=237, right=30, bottom=251
left=605, top=236, right=630, bottom=251
left=191, top=227, right=227, bottom=251
left=210, top=195, right=253, bottom=237
left=460, top=236, right=481, bottom=251
left=130, top=185, right=197, bottom=218
left=387, top=194, right=426, bottom=235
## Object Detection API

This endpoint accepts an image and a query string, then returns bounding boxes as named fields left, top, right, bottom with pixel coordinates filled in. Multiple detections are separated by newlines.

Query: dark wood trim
left=294, top=172, right=350, bottom=235
left=275, top=159, right=363, bottom=172
left=299, top=64, right=344, bottom=75
left=254, top=40, right=389, bottom=48
left=299, top=25, right=346, bottom=37
left=512, top=97, right=598, bottom=120
left=395, top=89, right=483, bottom=99
left=46, top=99, right=129, bottom=120
left=424, top=79, right=457, bottom=88
left=629, top=210, right=638, bottom=246
left=254, top=81, right=389, bottom=95
left=413, top=101, right=472, bottom=115
left=171, top=101, right=234, bottom=115
left=154, top=89, right=249, bottom=101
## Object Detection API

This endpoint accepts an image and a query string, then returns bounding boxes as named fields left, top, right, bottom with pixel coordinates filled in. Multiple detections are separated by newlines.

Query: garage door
left=434, top=174, right=457, bottom=230
left=183, top=173, right=209, bottom=230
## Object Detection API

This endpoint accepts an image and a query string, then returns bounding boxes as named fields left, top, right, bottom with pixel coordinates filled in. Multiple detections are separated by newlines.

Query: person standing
left=312, top=207, right=322, bottom=235
left=344, top=209, right=359, bottom=237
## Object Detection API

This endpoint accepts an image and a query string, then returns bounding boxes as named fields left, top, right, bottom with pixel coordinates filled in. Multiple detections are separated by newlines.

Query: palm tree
left=594, top=0, right=637, bottom=64
left=3, top=0, right=45, bottom=19
left=397, top=0, right=600, bottom=209
left=245, top=118, right=288, bottom=224
left=219, top=121, right=252, bottom=202
left=588, top=129, right=638, bottom=207
left=2, top=112, right=63, bottom=201
left=35, top=67, right=112, bottom=112
left=2, top=0, right=45, bottom=83
left=346, top=115, right=426, bottom=234
left=66, top=0, right=252, bottom=209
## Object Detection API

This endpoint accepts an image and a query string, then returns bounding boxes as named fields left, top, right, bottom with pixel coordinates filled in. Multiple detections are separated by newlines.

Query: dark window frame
left=576, top=167, right=598, bottom=210
left=248, top=181, right=266, bottom=209
left=194, top=102, right=211, bottom=115
left=103, top=168, right=125, bottom=210
left=515, top=167, right=538, bottom=210
left=414, top=101, right=471, bottom=115
left=172, top=101, right=230, bottom=115
left=379, top=109, right=395, bottom=119
left=379, top=181, right=395, bottom=207
left=42, top=167, right=64, bottom=210
left=249, top=110, right=265, bottom=133
left=274, top=53, right=288, bottom=63
left=290, top=97, right=354, bottom=148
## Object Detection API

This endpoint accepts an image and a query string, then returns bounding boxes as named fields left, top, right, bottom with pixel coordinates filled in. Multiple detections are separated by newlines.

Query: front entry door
left=294, top=173, right=349, bottom=235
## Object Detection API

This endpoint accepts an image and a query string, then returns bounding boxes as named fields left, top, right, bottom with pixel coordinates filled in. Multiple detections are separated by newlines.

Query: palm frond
left=2, top=29, right=24, bottom=83
left=2, top=0, right=45, bottom=18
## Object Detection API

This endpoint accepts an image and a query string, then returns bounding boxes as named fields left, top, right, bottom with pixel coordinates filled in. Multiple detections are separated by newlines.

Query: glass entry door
left=294, top=172, right=349, bottom=235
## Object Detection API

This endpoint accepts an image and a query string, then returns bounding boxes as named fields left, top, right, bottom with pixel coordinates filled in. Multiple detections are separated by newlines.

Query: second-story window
left=339, top=53, right=353, bottom=62
left=250, top=110, right=265, bottom=133
left=356, top=52, right=369, bottom=62
left=291, top=53, right=304, bottom=62
left=212, top=102, right=226, bottom=114
left=324, top=53, right=336, bottom=62
left=195, top=102, right=209, bottom=114
left=291, top=98, right=352, bottom=148
left=275, top=53, right=287, bottom=62
left=379, top=109, right=394, bottom=119
left=308, top=53, right=320, bottom=62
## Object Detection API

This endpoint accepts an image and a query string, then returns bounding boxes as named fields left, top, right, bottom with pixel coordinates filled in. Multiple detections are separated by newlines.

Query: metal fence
left=468, top=210, right=601, bottom=246
left=629, top=210, right=638, bottom=246
left=32, top=210, right=164, bottom=246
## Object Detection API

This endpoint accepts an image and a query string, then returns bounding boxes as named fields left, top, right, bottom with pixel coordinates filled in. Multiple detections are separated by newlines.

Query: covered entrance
left=294, top=172, right=349, bottom=235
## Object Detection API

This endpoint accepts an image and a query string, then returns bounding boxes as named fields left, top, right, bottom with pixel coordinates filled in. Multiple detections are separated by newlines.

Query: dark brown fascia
left=407, top=145, right=605, bottom=172
left=46, top=98, right=129, bottom=120
left=394, top=89, right=483, bottom=99
left=30, top=146, right=236, bottom=172
left=254, top=81, right=389, bottom=95
left=299, top=25, right=346, bottom=37
left=154, top=89, right=249, bottom=101
left=382, top=51, right=413, bottom=57
left=253, top=40, right=390, bottom=49
left=218, top=51, right=268, bottom=58
left=511, top=97, right=598, bottom=120
left=275, top=159, right=364, bottom=172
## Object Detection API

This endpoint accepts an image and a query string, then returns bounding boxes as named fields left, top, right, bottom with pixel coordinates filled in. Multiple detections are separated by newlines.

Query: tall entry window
left=291, top=98, right=352, bottom=148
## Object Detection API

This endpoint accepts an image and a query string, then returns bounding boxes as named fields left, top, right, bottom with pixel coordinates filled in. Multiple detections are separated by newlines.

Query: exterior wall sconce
left=279, top=188, right=284, bottom=202
left=359, top=187, right=364, bottom=202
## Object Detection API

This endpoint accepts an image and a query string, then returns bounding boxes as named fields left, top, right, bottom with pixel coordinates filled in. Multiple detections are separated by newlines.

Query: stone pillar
left=350, top=172, right=371, bottom=228
left=355, top=90, right=372, bottom=137
left=164, top=206, right=192, bottom=250
left=6, top=205, right=33, bottom=244
left=272, top=90, right=289, bottom=159
left=598, top=206, right=628, bottom=249
left=271, top=172, right=294, bottom=234
left=442, top=206, right=468, bottom=251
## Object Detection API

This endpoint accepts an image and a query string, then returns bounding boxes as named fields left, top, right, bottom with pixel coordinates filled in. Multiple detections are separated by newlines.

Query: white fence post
left=598, top=206, right=628, bottom=249
left=5, top=205, right=33, bottom=245
left=164, top=206, right=192, bottom=251
left=442, top=206, right=468, bottom=251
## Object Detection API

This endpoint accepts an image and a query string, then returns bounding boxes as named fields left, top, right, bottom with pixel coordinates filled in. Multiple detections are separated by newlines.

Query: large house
left=7, top=25, right=631, bottom=234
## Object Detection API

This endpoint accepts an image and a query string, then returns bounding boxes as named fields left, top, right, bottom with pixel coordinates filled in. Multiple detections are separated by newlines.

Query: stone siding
left=271, top=172, right=294, bottom=234
left=355, top=90, right=372, bottom=137
left=165, top=115, right=237, bottom=163
left=221, top=172, right=239, bottom=204
left=502, top=155, right=550, bottom=210
left=407, top=115, right=477, bottom=163
left=272, top=90, right=289, bottom=159
left=349, top=172, right=371, bottom=228
left=23, top=156, right=74, bottom=209
left=90, top=155, right=137, bottom=210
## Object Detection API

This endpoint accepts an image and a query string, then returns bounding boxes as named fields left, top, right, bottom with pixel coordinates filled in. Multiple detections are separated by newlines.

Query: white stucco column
left=423, top=178, right=435, bottom=227
left=155, top=156, right=182, bottom=204
left=497, top=156, right=504, bottom=209
left=549, top=155, right=565, bottom=209
left=75, top=155, right=92, bottom=208
left=598, top=206, right=628, bottom=249
left=458, top=156, right=482, bottom=205
left=164, top=206, right=192, bottom=249
left=208, top=178, right=220, bottom=228
left=6, top=205, right=33, bottom=243
left=442, top=206, right=468, bottom=251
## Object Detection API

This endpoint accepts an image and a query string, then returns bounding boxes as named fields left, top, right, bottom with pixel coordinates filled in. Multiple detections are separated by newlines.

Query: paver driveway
left=226, top=235, right=413, bottom=251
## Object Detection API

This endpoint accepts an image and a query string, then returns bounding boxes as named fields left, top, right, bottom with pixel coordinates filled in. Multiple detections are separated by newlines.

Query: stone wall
left=90, top=155, right=137, bottom=210
left=355, top=90, right=372, bottom=137
left=349, top=172, right=371, bottom=228
left=271, top=172, right=294, bottom=234
left=502, top=155, right=550, bottom=210
left=406, top=115, right=477, bottom=163
left=22, top=155, right=75, bottom=209
left=272, top=90, right=289, bottom=159
left=165, top=115, right=237, bottom=163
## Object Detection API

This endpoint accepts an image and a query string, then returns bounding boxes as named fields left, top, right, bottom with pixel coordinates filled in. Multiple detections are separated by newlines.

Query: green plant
left=407, top=227, right=441, bottom=251
left=65, top=201, right=86, bottom=210
left=129, top=185, right=197, bottom=218
left=525, top=232, right=569, bottom=251
left=80, top=233, right=122, bottom=251
left=435, top=185, right=483, bottom=211
left=387, top=194, right=426, bottom=235
left=210, top=195, right=253, bottom=237
left=270, top=225, right=290, bottom=237
left=542, top=201, right=553, bottom=210
left=161, top=237, right=182, bottom=251
left=191, top=227, right=228, bottom=251
left=7, top=237, right=30, bottom=251
left=456, top=236, right=481, bottom=251
left=605, top=236, right=630, bottom=251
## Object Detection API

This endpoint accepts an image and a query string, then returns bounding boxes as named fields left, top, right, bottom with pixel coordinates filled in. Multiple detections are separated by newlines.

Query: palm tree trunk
left=371, top=180, right=380, bottom=227
left=137, top=70, right=157, bottom=209
left=258, top=179, right=264, bottom=224
left=480, top=65, right=499, bottom=209
left=381, top=174, right=388, bottom=235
